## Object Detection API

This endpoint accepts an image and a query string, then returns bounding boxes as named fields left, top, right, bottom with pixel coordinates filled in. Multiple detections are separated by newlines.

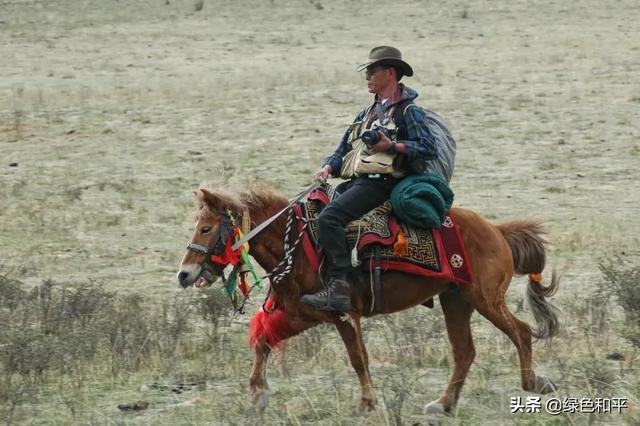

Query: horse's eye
left=201, top=226, right=212, bottom=234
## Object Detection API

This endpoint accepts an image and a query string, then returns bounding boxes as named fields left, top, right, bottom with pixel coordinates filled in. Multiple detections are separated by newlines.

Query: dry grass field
left=1, top=0, right=639, bottom=424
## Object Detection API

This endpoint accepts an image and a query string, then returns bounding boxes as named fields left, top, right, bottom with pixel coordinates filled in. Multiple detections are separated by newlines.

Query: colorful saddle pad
left=293, top=187, right=473, bottom=286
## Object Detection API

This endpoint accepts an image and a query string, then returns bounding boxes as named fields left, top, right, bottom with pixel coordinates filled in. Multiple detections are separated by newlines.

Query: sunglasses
left=364, top=66, right=389, bottom=78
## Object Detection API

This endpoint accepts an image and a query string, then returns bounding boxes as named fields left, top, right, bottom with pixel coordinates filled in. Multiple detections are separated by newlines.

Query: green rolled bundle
left=390, top=173, right=454, bottom=229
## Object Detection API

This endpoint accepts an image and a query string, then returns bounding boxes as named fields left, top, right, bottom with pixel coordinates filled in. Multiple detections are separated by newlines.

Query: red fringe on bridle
left=248, top=298, right=294, bottom=348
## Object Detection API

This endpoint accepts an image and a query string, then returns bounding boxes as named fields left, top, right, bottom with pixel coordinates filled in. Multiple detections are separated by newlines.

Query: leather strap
left=373, top=246, right=382, bottom=313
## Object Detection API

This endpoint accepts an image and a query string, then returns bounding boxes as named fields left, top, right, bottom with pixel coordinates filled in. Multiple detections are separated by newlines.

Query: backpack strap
left=392, top=98, right=415, bottom=140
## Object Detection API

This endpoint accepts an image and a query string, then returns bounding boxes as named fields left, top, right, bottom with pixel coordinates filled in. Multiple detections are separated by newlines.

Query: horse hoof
left=424, top=415, right=442, bottom=426
left=534, top=375, right=557, bottom=394
left=423, top=401, right=448, bottom=416
left=359, top=397, right=376, bottom=412
left=252, top=390, right=269, bottom=413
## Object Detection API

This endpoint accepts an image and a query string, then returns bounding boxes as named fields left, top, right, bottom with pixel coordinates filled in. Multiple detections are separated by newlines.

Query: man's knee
left=317, top=205, right=349, bottom=233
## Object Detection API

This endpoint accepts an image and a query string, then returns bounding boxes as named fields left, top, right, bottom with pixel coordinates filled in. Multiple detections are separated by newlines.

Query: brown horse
left=177, top=185, right=560, bottom=416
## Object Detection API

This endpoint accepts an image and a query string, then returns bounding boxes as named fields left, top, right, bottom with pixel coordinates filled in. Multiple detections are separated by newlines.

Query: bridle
left=182, top=182, right=320, bottom=310
left=185, top=210, right=237, bottom=281
left=187, top=182, right=319, bottom=271
left=184, top=207, right=266, bottom=313
left=186, top=213, right=234, bottom=259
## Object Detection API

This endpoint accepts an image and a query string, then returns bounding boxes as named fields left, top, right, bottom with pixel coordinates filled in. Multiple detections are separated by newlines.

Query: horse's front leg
left=249, top=340, right=271, bottom=413
left=334, top=313, right=376, bottom=411
left=248, top=310, right=320, bottom=413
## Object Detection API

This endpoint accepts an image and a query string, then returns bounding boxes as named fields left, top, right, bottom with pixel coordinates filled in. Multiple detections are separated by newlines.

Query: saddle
left=292, top=186, right=472, bottom=312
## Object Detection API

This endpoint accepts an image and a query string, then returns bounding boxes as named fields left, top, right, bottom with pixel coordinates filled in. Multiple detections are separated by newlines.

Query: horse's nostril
left=178, top=271, right=189, bottom=282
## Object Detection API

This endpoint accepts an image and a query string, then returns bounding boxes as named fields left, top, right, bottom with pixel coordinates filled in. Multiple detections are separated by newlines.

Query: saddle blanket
left=293, top=187, right=473, bottom=288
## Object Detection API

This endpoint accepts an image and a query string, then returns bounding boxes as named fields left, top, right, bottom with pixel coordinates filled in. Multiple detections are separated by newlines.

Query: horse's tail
left=497, top=219, right=561, bottom=339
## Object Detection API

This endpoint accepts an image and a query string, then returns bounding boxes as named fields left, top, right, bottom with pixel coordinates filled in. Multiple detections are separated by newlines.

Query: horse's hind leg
left=424, top=286, right=475, bottom=416
left=472, top=284, right=556, bottom=394
left=334, top=313, right=376, bottom=411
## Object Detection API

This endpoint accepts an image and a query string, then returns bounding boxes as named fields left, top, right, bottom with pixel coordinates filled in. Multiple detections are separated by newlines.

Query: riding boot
left=301, top=277, right=351, bottom=312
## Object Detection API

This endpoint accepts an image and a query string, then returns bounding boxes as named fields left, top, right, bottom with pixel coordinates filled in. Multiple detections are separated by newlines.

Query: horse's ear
left=197, top=188, right=232, bottom=211
left=197, top=188, right=217, bottom=209
left=194, top=189, right=205, bottom=208
left=195, top=188, right=206, bottom=203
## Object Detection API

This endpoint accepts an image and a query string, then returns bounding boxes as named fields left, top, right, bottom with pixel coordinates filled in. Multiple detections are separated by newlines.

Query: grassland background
left=1, top=0, right=639, bottom=424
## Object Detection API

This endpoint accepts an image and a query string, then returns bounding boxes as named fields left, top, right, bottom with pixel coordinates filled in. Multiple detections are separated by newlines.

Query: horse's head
left=177, top=188, right=243, bottom=289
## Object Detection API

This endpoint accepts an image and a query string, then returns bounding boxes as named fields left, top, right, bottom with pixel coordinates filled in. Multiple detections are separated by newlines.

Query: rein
left=260, top=207, right=309, bottom=284
left=226, top=206, right=310, bottom=313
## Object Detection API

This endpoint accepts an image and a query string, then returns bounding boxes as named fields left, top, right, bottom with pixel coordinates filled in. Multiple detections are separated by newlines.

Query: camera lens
left=361, top=130, right=380, bottom=145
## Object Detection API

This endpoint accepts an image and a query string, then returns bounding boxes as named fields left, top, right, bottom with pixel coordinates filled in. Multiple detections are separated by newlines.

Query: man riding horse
left=302, top=46, right=456, bottom=313
left=177, top=48, right=559, bottom=412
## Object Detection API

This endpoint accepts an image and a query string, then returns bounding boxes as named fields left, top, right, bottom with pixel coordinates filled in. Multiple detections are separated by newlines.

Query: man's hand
left=370, top=132, right=393, bottom=152
left=313, top=165, right=333, bottom=183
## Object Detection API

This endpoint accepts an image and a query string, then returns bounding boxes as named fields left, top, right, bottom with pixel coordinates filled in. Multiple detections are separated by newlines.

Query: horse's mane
left=239, top=184, right=289, bottom=212
left=196, top=183, right=288, bottom=215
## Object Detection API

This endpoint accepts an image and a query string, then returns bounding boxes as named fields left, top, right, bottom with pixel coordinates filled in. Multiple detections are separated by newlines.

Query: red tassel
left=248, top=309, right=265, bottom=347
left=248, top=307, right=294, bottom=348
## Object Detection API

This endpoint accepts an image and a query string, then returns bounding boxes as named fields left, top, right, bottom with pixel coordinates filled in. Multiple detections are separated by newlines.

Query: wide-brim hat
left=356, top=46, right=414, bottom=77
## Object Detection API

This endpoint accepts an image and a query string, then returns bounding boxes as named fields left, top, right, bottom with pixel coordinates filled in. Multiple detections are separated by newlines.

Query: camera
left=361, top=125, right=395, bottom=147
